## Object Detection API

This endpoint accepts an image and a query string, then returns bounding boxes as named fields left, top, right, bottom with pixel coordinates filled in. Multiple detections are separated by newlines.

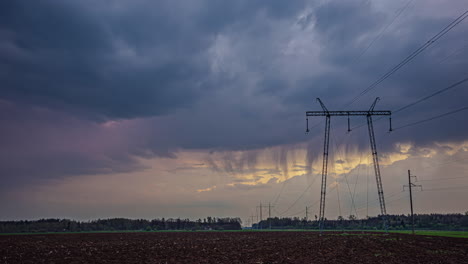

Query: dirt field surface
left=1, top=231, right=468, bottom=264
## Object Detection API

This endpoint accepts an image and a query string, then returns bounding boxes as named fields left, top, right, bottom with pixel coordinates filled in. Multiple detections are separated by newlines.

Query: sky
left=1, top=0, right=468, bottom=223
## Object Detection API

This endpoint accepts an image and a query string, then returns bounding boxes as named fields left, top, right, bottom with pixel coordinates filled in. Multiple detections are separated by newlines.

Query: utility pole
left=260, top=203, right=262, bottom=222
left=403, top=170, right=422, bottom=235
left=249, top=215, right=255, bottom=229
left=268, top=203, right=271, bottom=219
left=305, top=206, right=308, bottom=221
left=306, top=97, right=392, bottom=234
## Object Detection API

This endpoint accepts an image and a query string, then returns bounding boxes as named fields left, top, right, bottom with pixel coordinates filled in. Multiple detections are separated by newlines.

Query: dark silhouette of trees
left=253, top=214, right=468, bottom=231
left=2, top=214, right=467, bottom=233
left=0, top=217, right=242, bottom=233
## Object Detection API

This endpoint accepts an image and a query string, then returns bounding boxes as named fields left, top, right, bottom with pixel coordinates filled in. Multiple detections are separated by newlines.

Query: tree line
left=0, top=217, right=242, bottom=233
left=254, top=213, right=468, bottom=230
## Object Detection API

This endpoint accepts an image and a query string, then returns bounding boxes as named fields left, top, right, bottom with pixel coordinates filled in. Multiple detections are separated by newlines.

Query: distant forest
left=0, top=217, right=242, bottom=233
left=254, top=213, right=468, bottom=230
left=2, top=213, right=468, bottom=233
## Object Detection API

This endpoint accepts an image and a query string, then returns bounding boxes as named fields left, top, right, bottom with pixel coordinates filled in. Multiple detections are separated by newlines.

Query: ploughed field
left=1, top=231, right=468, bottom=263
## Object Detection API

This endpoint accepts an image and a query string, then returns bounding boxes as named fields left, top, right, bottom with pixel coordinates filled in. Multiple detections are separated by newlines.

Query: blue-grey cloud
left=0, top=0, right=310, bottom=120
left=1, top=0, right=468, bottom=190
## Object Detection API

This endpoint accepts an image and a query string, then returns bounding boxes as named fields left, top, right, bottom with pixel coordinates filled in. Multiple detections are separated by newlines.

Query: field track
left=1, top=231, right=468, bottom=263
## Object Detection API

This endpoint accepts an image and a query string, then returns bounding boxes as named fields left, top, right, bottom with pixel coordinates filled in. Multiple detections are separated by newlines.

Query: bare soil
left=1, top=231, right=467, bottom=263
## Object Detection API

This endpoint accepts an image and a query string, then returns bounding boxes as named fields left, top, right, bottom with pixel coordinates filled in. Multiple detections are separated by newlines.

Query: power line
left=354, top=190, right=403, bottom=211
left=288, top=208, right=307, bottom=217
left=330, top=132, right=359, bottom=218
left=336, top=175, right=342, bottom=217
left=355, top=191, right=408, bottom=214
left=292, top=197, right=323, bottom=219
left=276, top=172, right=321, bottom=216
left=272, top=177, right=289, bottom=207
left=419, top=156, right=468, bottom=170
left=393, top=76, right=468, bottom=114
left=349, top=155, right=365, bottom=217
left=438, top=42, right=468, bottom=64
left=329, top=144, right=343, bottom=218
left=420, top=185, right=468, bottom=192
left=350, top=76, right=468, bottom=130
left=278, top=179, right=336, bottom=217
left=393, top=105, right=468, bottom=130
left=353, top=0, right=414, bottom=63
left=417, top=176, right=468, bottom=182
left=345, top=9, right=468, bottom=108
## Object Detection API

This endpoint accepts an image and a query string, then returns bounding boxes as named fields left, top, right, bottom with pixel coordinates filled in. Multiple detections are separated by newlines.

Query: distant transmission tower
left=305, top=97, right=392, bottom=234
left=249, top=215, right=255, bottom=228
left=257, top=203, right=263, bottom=229
left=268, top=203, right=274, bottom=229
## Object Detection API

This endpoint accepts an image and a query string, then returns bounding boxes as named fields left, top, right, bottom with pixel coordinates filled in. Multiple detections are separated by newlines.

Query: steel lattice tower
left=306, top=98, right=392, bottom=233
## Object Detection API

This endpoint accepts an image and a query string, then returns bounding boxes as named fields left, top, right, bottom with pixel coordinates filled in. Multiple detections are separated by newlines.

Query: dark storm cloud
left=0, top=0, right=311, bottom=187
left=1, top=0, right=468, bottom=189
left=0, top=0, right=208, bottom=119
left=0, top=0, right=308, bottom=120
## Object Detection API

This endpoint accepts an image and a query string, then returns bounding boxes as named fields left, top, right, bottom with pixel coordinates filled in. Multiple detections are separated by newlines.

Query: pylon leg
left=367, top=115, right=388, bottom=231
left=319, top=115, right=331, bottom=234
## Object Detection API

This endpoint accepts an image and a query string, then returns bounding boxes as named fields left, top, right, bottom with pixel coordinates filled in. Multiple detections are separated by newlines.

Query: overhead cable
left=345, top=10, right=468, bottom=108
left=393, top=105, right=468, bottom=131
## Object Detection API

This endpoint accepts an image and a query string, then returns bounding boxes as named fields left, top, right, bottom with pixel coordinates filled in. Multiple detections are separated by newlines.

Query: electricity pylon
left=306, top=98, right=392, bottom=233
left=256, top=203, right=263, bottom=229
